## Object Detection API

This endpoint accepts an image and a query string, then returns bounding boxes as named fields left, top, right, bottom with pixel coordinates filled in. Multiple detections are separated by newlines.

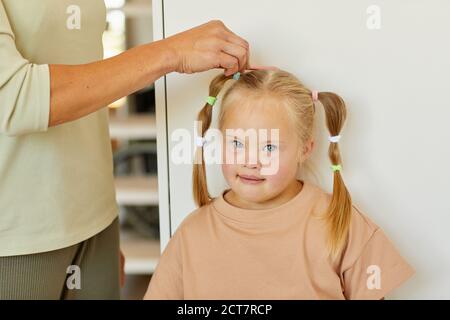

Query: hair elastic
left=331, top=164, right=342, bottom=172
left=233, top=72, right=241, bottom=80
left=311, top=90, right=319, bottom=102
left=329, top=135, right=341, bottom=143
left=195, top=136, right=206, bottom=147
left=206, top=96, right=217, bottom=106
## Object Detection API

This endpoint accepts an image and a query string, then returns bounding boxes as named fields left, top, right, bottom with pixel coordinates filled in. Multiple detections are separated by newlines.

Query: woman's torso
left=0, top=0, right=119, bottom=256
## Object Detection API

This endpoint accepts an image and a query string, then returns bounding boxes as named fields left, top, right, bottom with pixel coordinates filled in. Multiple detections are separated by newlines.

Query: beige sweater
left=0, top=0, right=118, bottom=256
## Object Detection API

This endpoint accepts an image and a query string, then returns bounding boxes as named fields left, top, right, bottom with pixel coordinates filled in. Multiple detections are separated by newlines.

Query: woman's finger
left=219, top=40, right=248, bottom=71
left=216, top=24, right=250, bottom=71
left=223, top=30, right=249, bottom=51
left=217, top=52, right=239, bottom=76
left=215, top=21, right=249, bottom=49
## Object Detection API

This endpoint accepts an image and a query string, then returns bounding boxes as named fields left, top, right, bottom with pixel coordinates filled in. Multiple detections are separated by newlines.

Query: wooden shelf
left=109, top=114, right=156, bottom=140
left=115, top=175, right=158, bottom=206
left=121, top=228, right=160, bottom=275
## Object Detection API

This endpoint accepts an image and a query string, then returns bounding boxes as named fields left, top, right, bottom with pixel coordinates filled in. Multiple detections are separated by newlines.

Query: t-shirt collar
left=212, top=179, right=314, bottom=226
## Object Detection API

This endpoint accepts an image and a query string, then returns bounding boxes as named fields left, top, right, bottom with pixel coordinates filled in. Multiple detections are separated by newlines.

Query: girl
left=145, top=69, right=415, bottom=300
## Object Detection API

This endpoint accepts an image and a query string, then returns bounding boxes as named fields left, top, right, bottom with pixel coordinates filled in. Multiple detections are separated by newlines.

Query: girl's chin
left=234, top=184, right=270, bottom=198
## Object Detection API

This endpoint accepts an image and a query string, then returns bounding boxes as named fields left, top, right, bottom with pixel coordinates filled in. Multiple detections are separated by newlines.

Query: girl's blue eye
left=232, top=139, right=244, bottom=149
left=263, top=144, right=277, bottom=152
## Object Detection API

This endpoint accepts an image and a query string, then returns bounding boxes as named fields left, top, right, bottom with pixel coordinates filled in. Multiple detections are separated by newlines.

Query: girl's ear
left=299, top=138, right=314, bottom=161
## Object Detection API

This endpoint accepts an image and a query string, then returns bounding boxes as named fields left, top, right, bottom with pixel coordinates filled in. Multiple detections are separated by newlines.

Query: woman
left=0, top=0, right=250, bottom=299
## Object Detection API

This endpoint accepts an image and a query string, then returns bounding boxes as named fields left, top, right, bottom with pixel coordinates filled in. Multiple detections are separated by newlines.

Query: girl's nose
left=244, top=148, right=262, bottom=169
left=244, top=161, right=260, bottom=169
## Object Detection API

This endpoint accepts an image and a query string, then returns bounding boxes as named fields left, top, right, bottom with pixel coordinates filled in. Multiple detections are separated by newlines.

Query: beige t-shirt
left=146, top=180, right=415, bottom=299
left=0, top=0, right=119, bottom=256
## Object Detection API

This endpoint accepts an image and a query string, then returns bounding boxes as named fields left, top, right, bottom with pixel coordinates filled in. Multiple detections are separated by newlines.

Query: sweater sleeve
left=339, top=206, right=415, bottom=299
left=0, top=0, right=50, bottom=137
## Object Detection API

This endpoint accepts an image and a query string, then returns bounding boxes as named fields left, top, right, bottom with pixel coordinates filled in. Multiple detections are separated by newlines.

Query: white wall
left=153, top=0, right=450, bottom=299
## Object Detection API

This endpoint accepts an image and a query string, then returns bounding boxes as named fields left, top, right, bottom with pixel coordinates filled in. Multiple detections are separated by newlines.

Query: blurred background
left=104, top=0, right=157, bottom=299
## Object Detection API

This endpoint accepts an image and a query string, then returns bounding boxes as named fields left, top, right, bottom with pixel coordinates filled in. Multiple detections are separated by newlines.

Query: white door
left=153, top=0, right=450, bottom=299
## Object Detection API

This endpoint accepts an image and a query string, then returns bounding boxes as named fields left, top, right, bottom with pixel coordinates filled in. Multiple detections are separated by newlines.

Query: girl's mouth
left=238, top=174, right=266, bottom=185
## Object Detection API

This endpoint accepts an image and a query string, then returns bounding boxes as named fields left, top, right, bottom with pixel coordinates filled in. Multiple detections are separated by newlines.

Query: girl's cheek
left=221, top=163, right=237, bottom=181
left=222, top=145, right=241, bottom=177
left=263, top=157, right=297, bottom=185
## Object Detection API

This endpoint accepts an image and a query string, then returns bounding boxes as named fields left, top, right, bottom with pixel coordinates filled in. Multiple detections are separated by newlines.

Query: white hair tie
left=195, top=136, right=206, bottom=147
left=329, top=135, right=341, bottom=143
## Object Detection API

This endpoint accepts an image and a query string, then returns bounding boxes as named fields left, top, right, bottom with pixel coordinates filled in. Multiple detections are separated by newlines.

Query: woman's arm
left=49, top=20, right=249, bottom=127
left=48, top=40, right=173, bottom=127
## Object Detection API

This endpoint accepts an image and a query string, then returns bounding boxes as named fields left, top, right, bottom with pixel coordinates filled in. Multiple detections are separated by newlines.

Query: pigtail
left=192, top=74, right=234, bottom=207
left=316, top=91, right=353, bottom=259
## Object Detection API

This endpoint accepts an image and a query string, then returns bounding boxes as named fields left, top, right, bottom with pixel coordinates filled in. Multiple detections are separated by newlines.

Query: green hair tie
left=331, top=164, right=342, bottom=172
left=206, top=96, right=217, bottom=106
left=233, top=72, right=241, bottom=80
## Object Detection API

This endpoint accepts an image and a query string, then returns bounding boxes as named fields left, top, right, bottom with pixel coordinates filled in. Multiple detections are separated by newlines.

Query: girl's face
left=220, top=93, right=313, bottom=206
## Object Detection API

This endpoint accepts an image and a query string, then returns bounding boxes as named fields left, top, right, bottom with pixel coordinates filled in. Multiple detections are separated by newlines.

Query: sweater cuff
left=36, top=64, right=51, bottom=132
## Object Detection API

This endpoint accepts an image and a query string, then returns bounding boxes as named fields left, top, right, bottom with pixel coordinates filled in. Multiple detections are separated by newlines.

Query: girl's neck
left=224, top=179, right=303, bottom=210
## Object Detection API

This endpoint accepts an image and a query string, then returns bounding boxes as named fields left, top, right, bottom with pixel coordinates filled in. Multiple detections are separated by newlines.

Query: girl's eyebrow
left=225, top=135, right=284, bottom=144
left=225, top=134, right=243, bottom=139
left=264, top=141, right=285, bottom=146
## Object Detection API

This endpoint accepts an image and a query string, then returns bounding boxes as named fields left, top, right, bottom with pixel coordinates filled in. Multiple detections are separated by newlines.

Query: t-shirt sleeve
left=340, top=210, right=415, bottom=300
left=0, top=0, right=51, bottom=136
left=144, top=228, right=184, bottom=300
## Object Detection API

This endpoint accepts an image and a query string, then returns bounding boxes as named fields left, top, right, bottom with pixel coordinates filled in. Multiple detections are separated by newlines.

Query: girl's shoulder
left=173, top=201, right=216, bottom=235
left=308, top=182, right=380, bottom=233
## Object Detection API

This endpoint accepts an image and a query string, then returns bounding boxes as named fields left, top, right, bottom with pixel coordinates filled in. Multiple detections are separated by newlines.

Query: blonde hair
left=192, top=70, right=352, bottom=258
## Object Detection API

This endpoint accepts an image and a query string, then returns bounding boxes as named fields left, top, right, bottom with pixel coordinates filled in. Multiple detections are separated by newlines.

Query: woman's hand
left=163, top=20, right=250, bottom=76
left=48, top=20, right=252, bottom=127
